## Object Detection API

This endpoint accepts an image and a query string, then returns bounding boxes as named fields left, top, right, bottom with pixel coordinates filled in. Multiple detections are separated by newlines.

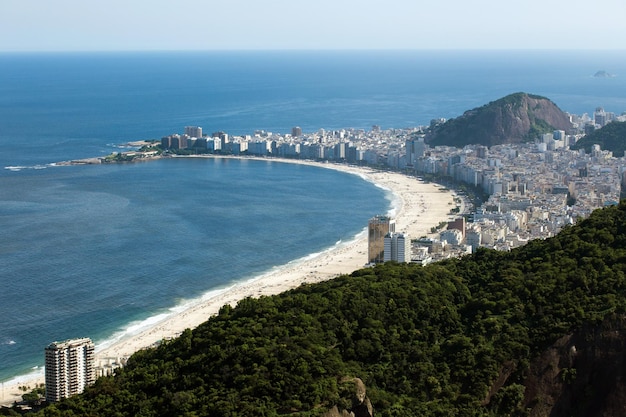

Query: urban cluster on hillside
left=150, top=107, right=626, bottom=263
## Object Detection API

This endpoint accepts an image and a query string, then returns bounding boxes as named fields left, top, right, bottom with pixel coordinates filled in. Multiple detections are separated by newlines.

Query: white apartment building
left=440, top=229, right=463, bottom=246
left=384, top=232, right=411, bottom=263
left=45, top=338, right=95, bottom=402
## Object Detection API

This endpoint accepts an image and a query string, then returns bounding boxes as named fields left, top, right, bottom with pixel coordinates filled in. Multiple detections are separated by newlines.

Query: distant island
left=594, top=70, right=616, bottom=78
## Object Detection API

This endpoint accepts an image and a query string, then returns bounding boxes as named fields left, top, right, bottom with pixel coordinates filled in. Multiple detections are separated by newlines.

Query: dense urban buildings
left=44, top=338, right=95, bottom=402
left=153, top=107, right=626, bottom=261
left=184, top=126, right=203, bottom=139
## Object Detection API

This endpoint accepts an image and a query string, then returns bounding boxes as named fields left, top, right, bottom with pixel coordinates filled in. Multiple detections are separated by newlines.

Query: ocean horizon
left=1, top=50, right=626, bottom=383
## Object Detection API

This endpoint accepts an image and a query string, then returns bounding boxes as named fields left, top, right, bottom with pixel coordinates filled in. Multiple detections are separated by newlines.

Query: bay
left=1, top=50, right=626, bottom=382
left=0, top=157, right=388, bottom=381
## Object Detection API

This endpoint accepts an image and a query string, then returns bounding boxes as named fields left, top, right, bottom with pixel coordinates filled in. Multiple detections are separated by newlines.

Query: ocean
left=1, top=50, right=626, bottom=383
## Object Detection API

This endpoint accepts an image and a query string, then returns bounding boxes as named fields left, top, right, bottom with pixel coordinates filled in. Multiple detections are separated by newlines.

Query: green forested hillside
left=571, top=121, right=626, bottom=156
left=18, top=203, right=626, bottom=417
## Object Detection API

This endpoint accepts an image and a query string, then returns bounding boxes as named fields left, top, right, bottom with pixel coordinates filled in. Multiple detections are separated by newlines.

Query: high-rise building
left=184, top=126, right=203, bottom=138
left=292, top=126, right=302, bottom=137
left=212, top=131, right=229, bottom=149
left=594, top=107, right=607, bottom=127
left=553, top=130, right=566, bottom=140
left=368, top=215, right=395, bottom=264
left=395, top=233, right=410, bottom=262
left=334, top=142, right=350, bottom=160
left=384, top=232, right=411, bottom=263
left=45, top=338, right=95, bottom=402
left=447, top=217, right=466, bottom=240
left=405, top=137, right=426, bottom=166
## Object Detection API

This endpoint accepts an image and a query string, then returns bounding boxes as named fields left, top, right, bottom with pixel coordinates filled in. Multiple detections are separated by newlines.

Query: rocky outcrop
left=426, top=92, right=573, bottom=147
left=322, top=377, right=374, bottom=417
left=521, top=315, right=626, bottom=417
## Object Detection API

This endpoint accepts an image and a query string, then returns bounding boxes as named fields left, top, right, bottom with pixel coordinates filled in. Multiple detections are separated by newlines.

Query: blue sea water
left=1, top=50, right=626, bottom=383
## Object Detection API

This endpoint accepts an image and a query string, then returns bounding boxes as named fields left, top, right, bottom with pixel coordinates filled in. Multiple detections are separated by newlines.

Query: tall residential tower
left=45, top=338, right=95, bottom=402
left=368, top=215, right=395, bottom=264
left=384, top=232, right=411, bottom=263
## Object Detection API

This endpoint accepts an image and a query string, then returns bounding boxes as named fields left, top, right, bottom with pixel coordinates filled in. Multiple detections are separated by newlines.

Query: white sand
left=0, top=159, right=455, bottom=406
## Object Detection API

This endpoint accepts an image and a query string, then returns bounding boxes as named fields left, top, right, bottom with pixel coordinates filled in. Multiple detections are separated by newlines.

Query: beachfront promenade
left=0, top=158, right=456, bottom=406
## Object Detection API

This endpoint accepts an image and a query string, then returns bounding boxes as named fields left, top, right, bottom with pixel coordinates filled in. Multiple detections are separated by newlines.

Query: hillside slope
left=571, top=121, right=626, bottom=157
left=16, top=203, right=626, bottom=417
left=426, top=92, right=573, bottom=147
left=523, top=315, right=626, bottom=417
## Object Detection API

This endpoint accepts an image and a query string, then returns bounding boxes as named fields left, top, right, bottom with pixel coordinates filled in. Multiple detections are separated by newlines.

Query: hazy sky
left=1, top=0, right=624, bottom=51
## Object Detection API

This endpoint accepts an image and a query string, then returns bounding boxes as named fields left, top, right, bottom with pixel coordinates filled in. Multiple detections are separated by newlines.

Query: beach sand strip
left=0, top=160, right=455, bottom=406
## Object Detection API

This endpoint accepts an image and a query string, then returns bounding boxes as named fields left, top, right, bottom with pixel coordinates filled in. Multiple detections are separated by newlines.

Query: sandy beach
left=0, top=159, right=455, bottom=406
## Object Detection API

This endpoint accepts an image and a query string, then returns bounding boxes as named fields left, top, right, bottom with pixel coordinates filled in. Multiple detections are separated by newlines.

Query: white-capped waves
left=4, top=164, right=51, bottom=172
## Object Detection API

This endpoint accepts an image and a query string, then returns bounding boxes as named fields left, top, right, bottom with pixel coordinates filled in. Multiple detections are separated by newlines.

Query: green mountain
left=14, top=203, right=626, bottom=417
left=571, top=121, right=626, bottom=157
left=426, top=92, right=573, bottom=147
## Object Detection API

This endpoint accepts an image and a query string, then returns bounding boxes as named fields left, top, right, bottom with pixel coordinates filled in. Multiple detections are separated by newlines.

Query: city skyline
left=1, top=0, right=625, bottom=52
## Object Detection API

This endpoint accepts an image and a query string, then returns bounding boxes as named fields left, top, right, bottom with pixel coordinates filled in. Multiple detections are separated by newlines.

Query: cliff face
left=426, top=92, right=573, bottom=147
left=521, top=315, right=626, bottom=417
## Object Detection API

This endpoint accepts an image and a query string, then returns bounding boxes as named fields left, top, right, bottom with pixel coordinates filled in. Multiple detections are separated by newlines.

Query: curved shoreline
left=95, top=157, right=456, bottom=360
left=0, top=157, right=455, bottom=406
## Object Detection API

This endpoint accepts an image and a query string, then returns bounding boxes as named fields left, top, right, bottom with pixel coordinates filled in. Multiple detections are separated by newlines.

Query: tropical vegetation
left=571, top=121, right=626, bottom=157
left=7, top=202, right=626, bottom=416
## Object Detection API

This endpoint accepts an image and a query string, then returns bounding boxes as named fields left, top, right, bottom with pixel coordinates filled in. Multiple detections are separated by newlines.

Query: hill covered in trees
left=9, top=203, right=626, bottom=416
left=425, top=92, right=573, bottom=147
left=571, top=121, right=626, bottom=157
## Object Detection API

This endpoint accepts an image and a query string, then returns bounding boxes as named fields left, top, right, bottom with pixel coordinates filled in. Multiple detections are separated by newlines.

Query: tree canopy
left=571, top=121, right=626, bottom=157
left=12, top=202, right=626, bottom=417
